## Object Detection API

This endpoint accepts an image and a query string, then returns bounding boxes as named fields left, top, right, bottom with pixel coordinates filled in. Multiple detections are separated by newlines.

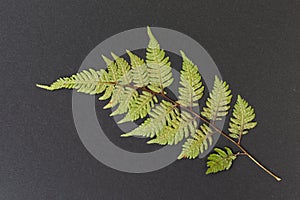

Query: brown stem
left=237, top=136, right=242, bottom=145
left=238, top=133, right=242, bottom=144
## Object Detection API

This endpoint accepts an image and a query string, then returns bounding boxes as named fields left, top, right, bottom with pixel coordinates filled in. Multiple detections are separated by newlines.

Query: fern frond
left=206, top=147, right=236, bottom=174
left=178, top=124, right=213, bottom=159
left=36, top=27, right=282, bottom=181
left=36, top=69, right=111, bottom=95
left=178, top=51, right=204, bottom=108
left=126, top=50, right=149, bottom=87
left=228, top=95, right=257, bottom=138
left=147, top=111, right=197, bottom=145
left=146, top=27, right=173, bottom=93
left=121, top=100, right=178, bottom=138
left=201, top=76, right=232, bottom=121
left=118, top=91, right=158, bottom=123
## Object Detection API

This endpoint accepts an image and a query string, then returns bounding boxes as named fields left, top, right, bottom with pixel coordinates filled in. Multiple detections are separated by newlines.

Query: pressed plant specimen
left=37, top=27, right=281, bottom=181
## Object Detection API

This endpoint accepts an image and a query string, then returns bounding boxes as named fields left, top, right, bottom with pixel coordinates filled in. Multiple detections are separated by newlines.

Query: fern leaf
left=118, top=91, right=158, bottom=123
left=36, top=77, right=75, bottom=91
left=126, top=50, right=149, bottom=87
left=146, top=26, right=173, bottom=93
left=111, top=52, right=131, bottom=84
left=98, top=85, right=114, bottom=100
left=103, top=85, right=125, bottom=109
left=228, top=95, right=257, bottom=138
left=147, top=126, right=176, bottom=145
left=98, top=56, right=119, bottom=100
left=102, top=55, right=119, bottom=82
left=36, top=69, right=111, bottom=95
left=178, top=124, right=213, bottom=159
left=110, top=87, right=138, bottom=116
left=121, top=100, right=178, bottom=138
left=147, top=111, right=197, bottom=145
left=201, top=76, right=232, bottom=121
left=206, top=147, right=237, bottom=174
left=178, top=51, right=204, bottom=108
left=102, top=53, right=133, bottom=108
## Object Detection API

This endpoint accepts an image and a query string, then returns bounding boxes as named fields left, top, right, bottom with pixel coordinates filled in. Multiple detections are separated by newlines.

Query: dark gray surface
left=1, top=1, right=299, bottom=199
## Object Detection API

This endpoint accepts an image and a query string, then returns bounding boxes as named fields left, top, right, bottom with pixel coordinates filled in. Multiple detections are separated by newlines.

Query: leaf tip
left=146, top=140, right=155, bottom=144
left=103, top=102, right=112, bottom=109
left=102, top=55, right=113, bottom=66
left=179, top=50, right=185, bottom=56
left=117, top=119, right=127, bottom=124
left=146, top=25, right=151, bottom=33
left=36, top=84, right=53, bottom=91
left=237, top=94, right=243, bottom=101
left=205, top=170, right=212, bottom=175
left=177, top=154, right=185, bottom=160
left=111, top=52, right=119, bottom=60
left=120, top=133, right=131, bottom=137
left=125, top=49, right=131, bottom=55
left=214, top=75, right=221, bottom=82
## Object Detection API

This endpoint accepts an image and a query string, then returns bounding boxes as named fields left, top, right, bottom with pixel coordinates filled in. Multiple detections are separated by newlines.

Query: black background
left=1, top=1, right=299, bottom=199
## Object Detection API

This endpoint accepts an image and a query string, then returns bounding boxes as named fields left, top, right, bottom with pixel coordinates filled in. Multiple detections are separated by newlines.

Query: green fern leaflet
left=178, top=51, right=204, bottom=108
left=206, top=147, right=236, bottom=174
left=147, top=111, right=197, bottom=145
left=121, top=100, right=178, bottom=138
left=201, top=76, right=232, bottom=122
left=146, top=27, right=173, bottom=93
left=36, top=68, right=110, bottom=95
left=178, top=124, right=213, bottom=159
left=229, top=95, right=257, bottom=139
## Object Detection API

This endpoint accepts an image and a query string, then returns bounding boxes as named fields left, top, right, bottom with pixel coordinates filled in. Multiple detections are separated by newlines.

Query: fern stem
left=236, top=145, right=282, bottom=181
left=237, top=135, right=242, bottom=145
left=223, top=135, right=281, bottom=181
